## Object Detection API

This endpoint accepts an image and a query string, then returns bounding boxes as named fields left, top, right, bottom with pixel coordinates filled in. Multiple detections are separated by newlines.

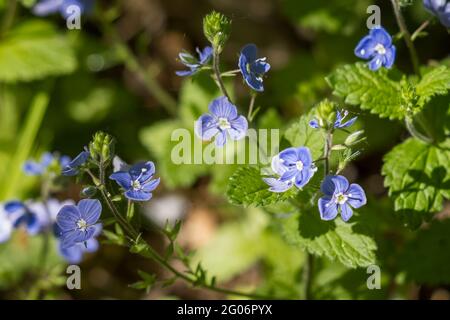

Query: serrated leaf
left=0, top=20, right=77, bottom=82
left=416, top=66, right=450, bottom=107
left=382, top=138, right=450, bottom=228
left=284, top=109, right=324, bottom=159
left=227, top=166, right=298, bottom=207
left=279, top=211, right=377, bottom=268
left=326, top=63, right=406, bottom=119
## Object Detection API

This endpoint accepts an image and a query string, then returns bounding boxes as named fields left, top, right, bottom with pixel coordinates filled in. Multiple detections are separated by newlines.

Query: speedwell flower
left=318, top=175, right=367, bottom=222
left=195, top=96, right=248, bottom=147
left=263, top=147, right=317, bottom=193
left=32, top=0, right=93, bottom=18
left=176, top=46, right=213, bottom=76
left=4, top=201, right=41, bottom=235
left=354, top=26, right=396, bottom=71
left=238, top=44, right=271, bottom=92
left=56, top=199, right=101, bottom=249
left=424, top=0, right=450, bottom=28
left=109, top=161, right=160, bottom=201
left=62, top=150, right=89, bottom=176
left=24, top=153, right=71, bottom=176
left=309, top=110, right=357, bottom=130
left=57, top=224, right=101, bottom=264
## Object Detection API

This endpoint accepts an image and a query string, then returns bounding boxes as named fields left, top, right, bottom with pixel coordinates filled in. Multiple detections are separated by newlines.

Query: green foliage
left=326, top=63, right=406, bottom=119
left=382, top=138, right=450, bottom=229
left=227, top=166, right=298, bottom=207
left=0, top=20, right=76, bottom=82
left=279, top=211, right=377, bottom=268
left=400, top=220, right=450, bottom=285
left=416, top=66, right=450, bottom=107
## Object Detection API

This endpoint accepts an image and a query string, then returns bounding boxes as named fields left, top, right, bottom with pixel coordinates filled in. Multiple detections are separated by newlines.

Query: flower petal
left=228, top=115, right=248, bottom=140
left=241, top=43, right=258, bottom=63
left=209, top=96, right=238, bottom=119
left=109, top=171, right=132, bottom=189
left=263, top=178, right=293, bottom=193
left=296, top=147, right=312, bottom=167
left=124, top=190, right=152, bottom=202
left=142, top=178, right=160, bottom=192
left=278, top=147, right=299, bottom=165
left=354, top=35, right=376, bottom=59
left=370, top=26, right=392, bottom=46
left=214, top=131, right=227, bottom=147
left=56, top=205, right=81, bottom=231
left=320, top=176, right=336, bottom=196
left=340, top=203, right=353, bottom=222
left=331, top=175, right=350, bottom=193
left=318, top=197, right=338, bottom=221
left=347, top=183, right=367, bottom=209
left=368, top=55, right=383, bottom=71
left=59, top=242, right=83, bottom=264
left=78, top=199, right=101, bottom=225
left=195, top=114, right=219, bottom=140
left=130, top=161, right=155, bottom=181
left=383, top=45, right=396, bottom=69
left=339, top=116, right=357, bottom=128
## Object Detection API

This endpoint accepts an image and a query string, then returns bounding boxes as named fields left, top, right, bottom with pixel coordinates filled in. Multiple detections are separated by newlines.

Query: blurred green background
left=0, top=0, right=449, bottom=300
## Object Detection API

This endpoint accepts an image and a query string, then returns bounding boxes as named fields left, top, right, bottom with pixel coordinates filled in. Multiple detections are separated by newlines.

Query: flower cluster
left=309, top=109, right=357, bottom=130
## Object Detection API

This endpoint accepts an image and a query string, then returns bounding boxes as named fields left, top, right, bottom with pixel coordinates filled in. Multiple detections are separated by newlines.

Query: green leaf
left=326, top=63, right=406, bottom=119
left=279, top=211, right=377, bottom=268
left=416, top=66, right=450, bottom=107
left=400, top=220, right=450, bottom=285
left=0, top=20, right=77, bottom=82
left=382, top=138, right=450, bottom=228
left=284, top=109, right=324, bottom=159
left=227, top=166, right=298, bottom=207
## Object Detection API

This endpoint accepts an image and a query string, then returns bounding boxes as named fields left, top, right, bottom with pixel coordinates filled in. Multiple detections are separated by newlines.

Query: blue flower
left=62, top=150, right=89, bottom=176
left=176, top=46, right=213, bottom=76
left=56, top=199, right=102, bottom=249
left=57, top=224, right=101, bottom=264
left=354, top=26, right=396, bottom=71
left=195, top=96, right=248, bottom=147
left=239, top=44, right=271, bottom=92
left=23, top=152, right=54, bottom=176
left=32, top=0, right=93, bottom=18
left=24, top=153, right=72, bottom=176
left=309, top=110, right=357, bottom=130
left=424, top=0, right=450, bottom=28
left=4, top=201, right=41, bottom=235
left=0, top=206, right=13, bottom=243
left=264, top=147, right=317, bottom=192
left=110, top=161, right=160, bottom=202
left=318, top=175, right=367, bottom=222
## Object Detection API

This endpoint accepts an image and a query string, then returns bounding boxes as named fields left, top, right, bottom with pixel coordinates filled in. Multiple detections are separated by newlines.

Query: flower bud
left=81, top=186, right=97, bottom=197
left=315, top=99, right=337, bottom=128
left=345, top=130, right=365, bottom=146
left=89, top=131, right=115, bottom=164
left=203, top=11, right=231, bottom=53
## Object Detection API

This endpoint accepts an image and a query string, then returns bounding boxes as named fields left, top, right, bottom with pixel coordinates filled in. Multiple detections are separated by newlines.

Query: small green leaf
left=416, top=66, right=450, bottom=107
left=279, top=211, right=377, bottom=268
left=284, top=108, right=324, bottom=159
left=0, top=20, right=77, bottom=82
left=227, top=166, right=298, bottom=207
left=382, top=138, right=450, bottom=228
left=326, top=63, right=406, bottom=119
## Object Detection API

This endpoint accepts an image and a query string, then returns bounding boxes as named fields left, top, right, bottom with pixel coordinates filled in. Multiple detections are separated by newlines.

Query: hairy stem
left=411, top=20, right=430, bottom=42
left=390, top=0, right=420, bottom=75
left=213, top=48, right=232, bottom=102
left=247, top=93, right=257, bottom=121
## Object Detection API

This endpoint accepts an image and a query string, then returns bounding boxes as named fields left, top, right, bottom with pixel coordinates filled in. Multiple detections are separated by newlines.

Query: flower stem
left=1, top=0, right=17, bottom=36
left=247, top=93, right=257, bottom=121
left=390, top=0, right=420, bottom=75
left=91, top=165, right=275, bottom=299
left=213, top=48, right=232, bottom=102
left=411, top=20, right=430, bottom=42
left=99, top=20, right=177, bottom=116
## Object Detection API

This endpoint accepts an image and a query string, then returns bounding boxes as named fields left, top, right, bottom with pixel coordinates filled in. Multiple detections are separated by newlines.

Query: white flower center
left=218, top=117, right=231, bottom=130
left=131, top=179, right=142, bottom=190
left=77, top=219, right=88, bottom=232
left=295, top=160, right=304, bottom=171
left=335, top=192, right=348, bottom=205
left=374, top=43, right=386, bottom=55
